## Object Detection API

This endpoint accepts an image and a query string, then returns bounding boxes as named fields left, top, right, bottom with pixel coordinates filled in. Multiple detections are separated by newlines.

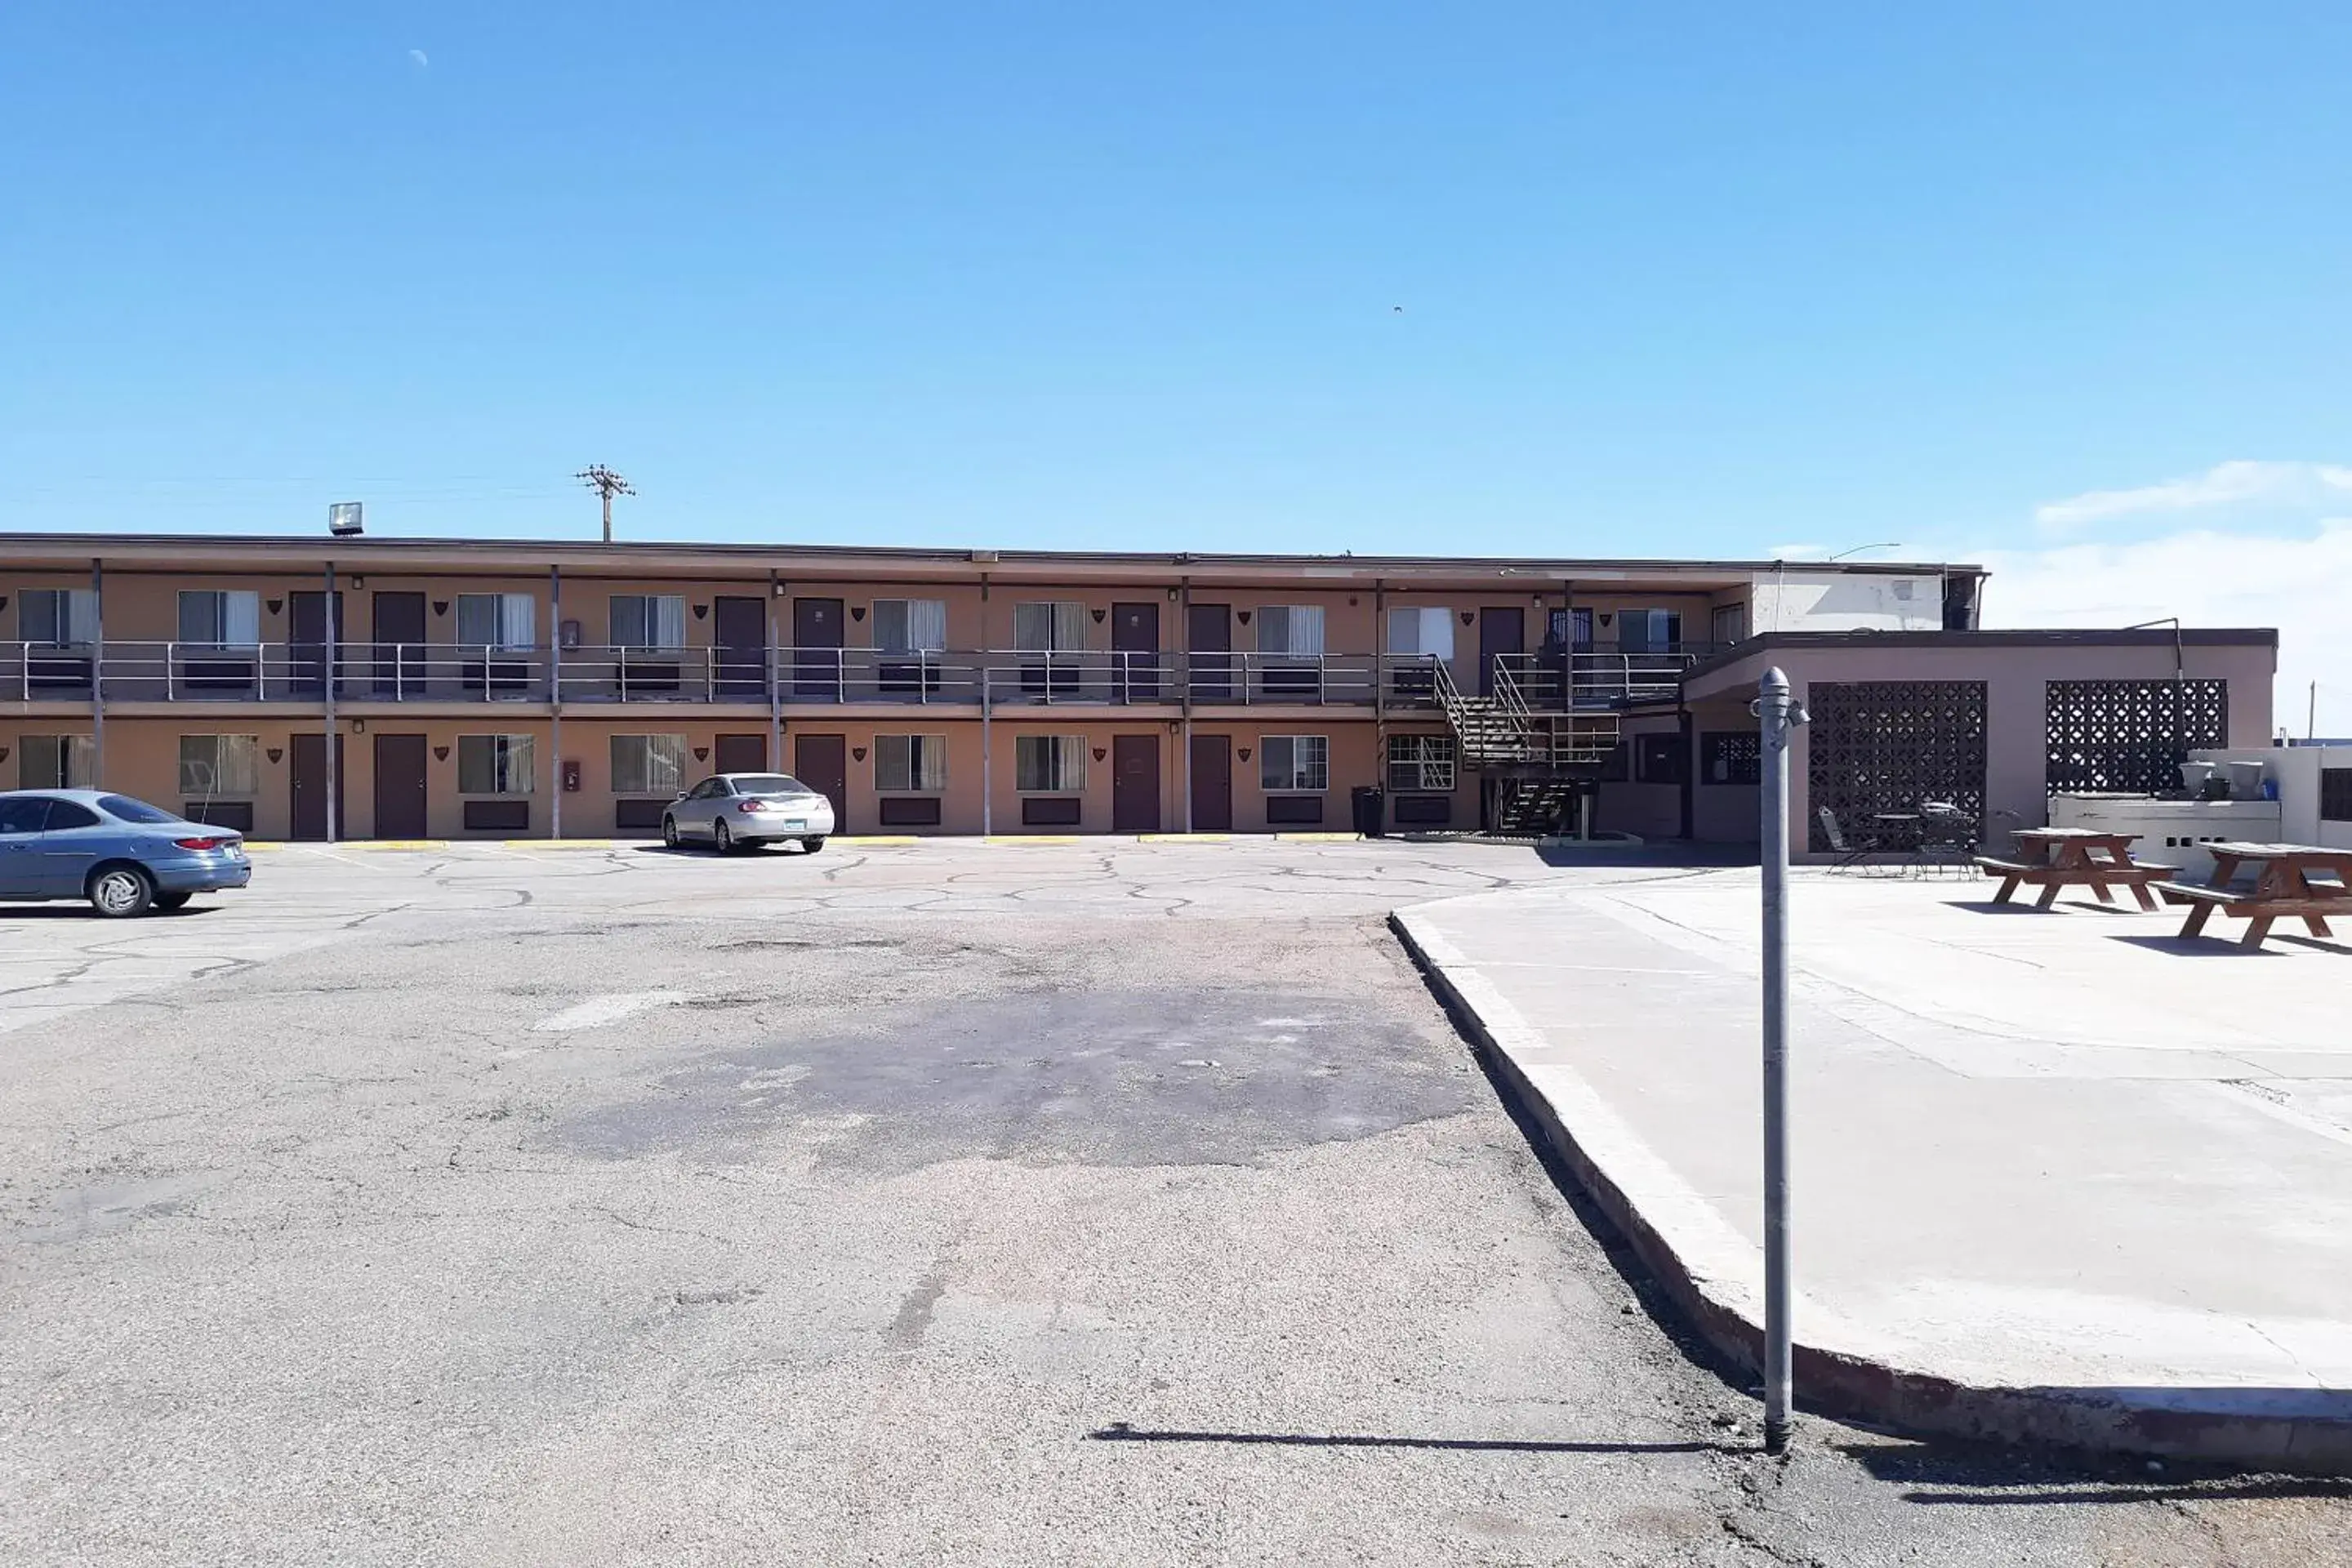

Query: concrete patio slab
left=1394, top=869, right=2352, bottom=1472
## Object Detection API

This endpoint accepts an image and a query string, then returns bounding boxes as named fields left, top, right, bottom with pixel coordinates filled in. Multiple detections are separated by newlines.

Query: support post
left=982, top=667, right=994, bottom=837
left=324, top=563, right=339, bottom=842
left=550, top=564, right=563, bottom=840
left=1755, top=665, right=1806, bottom=1454
left=768, top=572, right=782, bottom=768
left=90, top=560, right=105, bottom=786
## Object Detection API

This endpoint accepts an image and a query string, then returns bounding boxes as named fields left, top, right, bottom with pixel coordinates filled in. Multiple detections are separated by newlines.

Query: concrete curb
left=1388, top=906, right=2352, bottom=1476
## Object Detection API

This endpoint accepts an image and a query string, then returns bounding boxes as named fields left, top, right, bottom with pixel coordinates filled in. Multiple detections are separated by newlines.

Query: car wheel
left=712, top=819, right=734, bottom=854
left=662, top=816, right=682, bottom=849
left=89, top=865, right=156, bottom=919
left=801, top=836, right=826, bottom=854
left=154, top=891, right=193, bottom=912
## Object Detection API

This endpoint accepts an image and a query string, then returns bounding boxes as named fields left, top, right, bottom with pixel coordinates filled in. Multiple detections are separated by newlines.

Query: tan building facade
left=12, top=532, right=2263, bottom=853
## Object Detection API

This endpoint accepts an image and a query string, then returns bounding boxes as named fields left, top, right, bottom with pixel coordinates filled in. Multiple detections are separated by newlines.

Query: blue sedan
left=0, top=790, right=253, bottom=918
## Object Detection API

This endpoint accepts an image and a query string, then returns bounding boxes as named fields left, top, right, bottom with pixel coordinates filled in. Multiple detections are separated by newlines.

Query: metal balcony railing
left=5, top=641, right=1724, bottom=710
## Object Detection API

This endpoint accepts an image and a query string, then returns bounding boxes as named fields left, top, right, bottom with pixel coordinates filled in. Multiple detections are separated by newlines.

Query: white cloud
left=2036, top=460, right=2352, bottom=531
left=408, top=48, right=429, bottom=69
left=1972, top=521, right=2352, bottom=737
left=1767, top=542, right=1826, bottom=560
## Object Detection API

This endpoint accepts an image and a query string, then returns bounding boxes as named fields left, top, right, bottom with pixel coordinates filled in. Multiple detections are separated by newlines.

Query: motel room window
left=1254, top=605, right=1325, bottom=657
left=1260, top=734, right=1330, bottom=792
left=1701, top=731, right=1761, bottom=786
left=1015, top=734, right=1086, bottom=792
left=873, top=599, right=948, bottom=653
left=1386, top=608, right=1455, bottom=662
left=1386, top=734, right=1456, bottom=793
left=612, top=733, right=688, bottom=796
left=178, top=734, right=260, bottom=797
left=1013, top=602, right=1088, bottom=652
left=1709, top=603, right=1748, bottom=648
left=608, top=594, right=686, bottom=652
left=17, top=734, right=96, bottom=791
left=457, top=734, right=538, bottom=795
left=456, top=593, right=537, bottom=651
left=1615, top=610, right=1683, bottom=654
left=21, top=589, right=99, bottom=647
left=177, top=590, right=261, bottom=649
left=2323, top=768, right=2352, bottom=824
left=874, top=733, right=949, bottom=793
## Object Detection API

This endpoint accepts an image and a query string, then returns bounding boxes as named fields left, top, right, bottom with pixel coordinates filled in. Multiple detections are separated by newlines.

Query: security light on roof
left=327, top=502, right=364, bottom=537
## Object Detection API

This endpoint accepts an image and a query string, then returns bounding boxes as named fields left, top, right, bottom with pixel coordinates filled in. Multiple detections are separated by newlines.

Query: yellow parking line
left=1275, top=832, right=1361, bottom=842
left=242, top=841, right=286, bottom=853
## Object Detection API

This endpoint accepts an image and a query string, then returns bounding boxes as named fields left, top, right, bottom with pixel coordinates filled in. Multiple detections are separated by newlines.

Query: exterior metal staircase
left=1432, top=659, right=1622, bottom=837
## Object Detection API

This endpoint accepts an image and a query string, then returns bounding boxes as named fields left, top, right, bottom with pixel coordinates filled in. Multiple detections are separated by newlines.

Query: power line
left=575, top=465, right=636, bottom=544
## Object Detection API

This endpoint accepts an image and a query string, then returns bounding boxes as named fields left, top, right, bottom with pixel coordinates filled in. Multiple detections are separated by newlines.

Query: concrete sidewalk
left=1396, top=869, right=2352, bottom=1471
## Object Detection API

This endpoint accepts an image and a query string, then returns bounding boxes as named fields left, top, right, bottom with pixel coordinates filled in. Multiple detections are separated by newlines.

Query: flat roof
left=1682, top=626, right=2278, bottom=682
left=0, top=530, right=1982, bottom=585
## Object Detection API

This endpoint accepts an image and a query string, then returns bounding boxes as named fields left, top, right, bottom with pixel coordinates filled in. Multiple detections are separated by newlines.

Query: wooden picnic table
left=2155, top=842, right=2352, bottom=950
left=1975, top=826, right=2178, bottom=911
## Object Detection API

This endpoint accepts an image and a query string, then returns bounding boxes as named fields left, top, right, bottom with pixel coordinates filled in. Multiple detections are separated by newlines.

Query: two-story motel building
left=0, top=532, right=2277, bottom=850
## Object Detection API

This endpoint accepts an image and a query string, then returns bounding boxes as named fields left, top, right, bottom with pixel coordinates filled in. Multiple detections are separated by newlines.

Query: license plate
left=782, top=818, right=807, bottom=830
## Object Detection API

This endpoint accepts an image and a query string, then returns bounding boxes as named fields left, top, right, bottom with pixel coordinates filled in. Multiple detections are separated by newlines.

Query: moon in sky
left=408, top=49, right=429, bottom=68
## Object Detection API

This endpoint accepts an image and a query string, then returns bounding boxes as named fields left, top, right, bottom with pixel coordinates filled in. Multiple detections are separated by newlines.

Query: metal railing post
left=982, top=667, right=994, bottom=836
left=1755, top=666, right=1808, bottom=1454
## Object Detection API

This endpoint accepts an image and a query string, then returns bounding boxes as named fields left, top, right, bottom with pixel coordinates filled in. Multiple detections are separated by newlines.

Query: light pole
left=1753, top=666, right=1809, bottom=1453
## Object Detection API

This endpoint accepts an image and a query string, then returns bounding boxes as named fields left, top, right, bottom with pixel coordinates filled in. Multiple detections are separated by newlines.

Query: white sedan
left=662, top=773, right=835, bottom=854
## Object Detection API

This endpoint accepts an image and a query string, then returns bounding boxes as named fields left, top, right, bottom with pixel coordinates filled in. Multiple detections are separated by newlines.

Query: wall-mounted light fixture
left=1166, top=720, right=1179, bottom=734
left=265, top=598, right=284, bottom=616
left=350, top=717, right=367, bottom=734
left=693, top=746, right=710, bottom=762
left=350, top=576, right=364, bottom=590
left=1165, top=587, right=1179, bottom=601
left=852, top=746, right=868, bottom=762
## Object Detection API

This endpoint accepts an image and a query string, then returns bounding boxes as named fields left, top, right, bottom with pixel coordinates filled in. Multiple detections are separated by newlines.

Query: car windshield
left=732, top=775, right=806, bottom=795
left=97, top=795, right=180, bottom=825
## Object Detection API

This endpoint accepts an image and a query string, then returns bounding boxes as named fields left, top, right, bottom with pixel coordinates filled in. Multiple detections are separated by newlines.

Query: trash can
left=1351, top=785, right=1385, bottom=838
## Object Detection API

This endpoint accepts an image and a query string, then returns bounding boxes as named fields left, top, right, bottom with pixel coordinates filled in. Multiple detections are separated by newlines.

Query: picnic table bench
left=2154, top=842, right=2352, bottom=950
left=1975, top=827, right=2178, bottom=911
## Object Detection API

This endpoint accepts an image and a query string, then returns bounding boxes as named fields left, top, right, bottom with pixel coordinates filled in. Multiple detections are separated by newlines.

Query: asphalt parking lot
left=4, top=840, right=2348, bottom=1566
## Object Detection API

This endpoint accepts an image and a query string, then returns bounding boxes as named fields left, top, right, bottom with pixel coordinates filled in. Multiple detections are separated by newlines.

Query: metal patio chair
left=1816, top=807, right=1877, bottom=873
left=1912, top=801, right=1981, bottom=879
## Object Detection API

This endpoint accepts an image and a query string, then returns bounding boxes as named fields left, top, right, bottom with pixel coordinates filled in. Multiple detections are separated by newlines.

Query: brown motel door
left=713, top=596, right=768, bottom=698
left=715, top=733, right=768, bottom=774
left=1188, top=733, right=1232, bottom=831
left=373, top=591, right=427, bottom=697
left=793, top=598, right=845, bottom=697
left=1187, top=603, right=1231, bottom=701
left=1479, top=606, right=1525, bottom=697
left=795, top=733, right=849, bottom=832
left=288, top=590, right=342, bottom=697
left=1113, top=734, right=1160, bottom=831
left=290, top=732, right=344, bottom=841
left=1111, top=602, right=1159, bottom=700
left=373, top=733, right=429, bottom=839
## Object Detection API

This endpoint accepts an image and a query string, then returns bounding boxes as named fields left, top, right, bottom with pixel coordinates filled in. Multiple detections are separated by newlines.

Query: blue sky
left=4, top=2, right=2350, bottom=723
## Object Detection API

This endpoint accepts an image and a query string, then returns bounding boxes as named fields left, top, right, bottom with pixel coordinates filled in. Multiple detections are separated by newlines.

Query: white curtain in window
left=24, top=590, right=99, bottom=646
left=1387, top=608, right=1454, bottom=659
left=874, top=599, right=948, bottom=653
left=459, top=594, right=537, bottom=650
left=1256, top=606, right=1325, bottom=656
left=18, top=734, right=96, bottom=790
left=1015, top=734, right=1084, bottom=791
left=612, top=733, right=688, bottom=795
left=178, top=591, right=260, bottom=647
left=1013, top=603, right=1087, bottom=651
left=611, top=595, right=685, bottom=650
left=458, top=735, right=537, bottom=795
left=875, top=733, right=948, bottom=791
left=178, top=734, right=259, bottom=796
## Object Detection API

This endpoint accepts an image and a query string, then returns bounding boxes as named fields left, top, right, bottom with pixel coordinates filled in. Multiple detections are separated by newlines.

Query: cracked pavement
left=3, top=839, right=2348, bottom=1565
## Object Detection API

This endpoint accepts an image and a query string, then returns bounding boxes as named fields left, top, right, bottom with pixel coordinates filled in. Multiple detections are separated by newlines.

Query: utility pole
left=576, top=465, right=635, bottom=543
